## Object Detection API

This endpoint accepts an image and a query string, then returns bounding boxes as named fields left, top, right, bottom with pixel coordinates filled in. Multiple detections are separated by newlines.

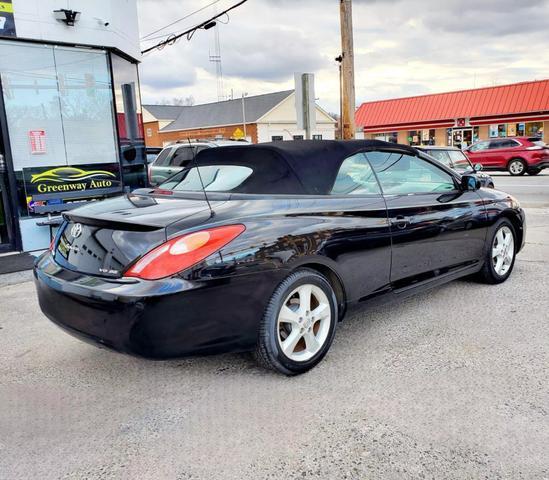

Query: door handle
left=392, top=215, right=410, bottom=229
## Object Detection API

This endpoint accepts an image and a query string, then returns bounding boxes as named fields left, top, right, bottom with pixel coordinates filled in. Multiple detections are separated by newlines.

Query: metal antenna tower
left=209, top=13, right=224, bottom=101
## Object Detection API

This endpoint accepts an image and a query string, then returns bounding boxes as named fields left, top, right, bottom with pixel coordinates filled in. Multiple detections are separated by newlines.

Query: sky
left=137, top=0, right=549, bottom=112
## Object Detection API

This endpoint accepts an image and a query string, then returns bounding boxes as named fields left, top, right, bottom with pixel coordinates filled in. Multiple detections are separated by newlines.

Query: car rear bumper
left=529, top=160, right=549, bottom=170
left=34, top=252, right=282, bottom=359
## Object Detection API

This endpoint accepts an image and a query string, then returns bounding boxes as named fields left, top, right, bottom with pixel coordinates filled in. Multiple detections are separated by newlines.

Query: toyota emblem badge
left=70, top=223, right=83, bottom=238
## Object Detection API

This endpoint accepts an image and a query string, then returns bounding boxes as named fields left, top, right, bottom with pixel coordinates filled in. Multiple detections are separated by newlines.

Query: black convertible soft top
left=191, top=140, right=419, bottom=195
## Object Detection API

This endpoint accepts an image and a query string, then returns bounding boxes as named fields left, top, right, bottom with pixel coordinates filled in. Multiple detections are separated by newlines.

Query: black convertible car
left=35, top=140, right=525, bottom=375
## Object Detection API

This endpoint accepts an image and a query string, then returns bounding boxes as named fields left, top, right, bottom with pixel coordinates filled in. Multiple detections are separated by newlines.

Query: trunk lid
left=53, top=193, right=219, bottom=278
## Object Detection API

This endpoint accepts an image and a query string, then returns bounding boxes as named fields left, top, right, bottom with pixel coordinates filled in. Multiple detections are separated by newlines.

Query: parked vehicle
left=148, top=139, right=250, bottom=186
left=145, top=147, right=162, bottom=166
left=465, top=137, right=549, bottom=176
left=417, top=146, right=495, bottom=188
left=34, top=140, right=525, bottom=375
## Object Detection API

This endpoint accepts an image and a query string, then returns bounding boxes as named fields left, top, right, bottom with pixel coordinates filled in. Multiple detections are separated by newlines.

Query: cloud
left=137, top=0, right=549, bottom=112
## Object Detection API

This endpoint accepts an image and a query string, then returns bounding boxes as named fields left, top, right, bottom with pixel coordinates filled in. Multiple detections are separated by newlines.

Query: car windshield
left=160, top=165, right=253, bottom=192
left=447, top=150, right=471, bottom=172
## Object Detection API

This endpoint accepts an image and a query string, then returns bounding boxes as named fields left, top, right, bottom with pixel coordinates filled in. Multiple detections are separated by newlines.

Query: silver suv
left=148, top=139, right=250, bottom=186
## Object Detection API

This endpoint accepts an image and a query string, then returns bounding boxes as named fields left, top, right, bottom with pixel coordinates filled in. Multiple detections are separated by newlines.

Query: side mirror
left=474, top=163, right=483, bottom=172
left=461, top=174, right=480, bottom=191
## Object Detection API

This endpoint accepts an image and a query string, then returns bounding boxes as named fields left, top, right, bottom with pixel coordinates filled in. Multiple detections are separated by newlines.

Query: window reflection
left=110, top=53, right=147, bottom=190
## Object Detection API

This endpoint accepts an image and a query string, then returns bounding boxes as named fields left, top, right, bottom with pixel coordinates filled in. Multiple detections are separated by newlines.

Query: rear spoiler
left=62, top=211, right=163, bottom=232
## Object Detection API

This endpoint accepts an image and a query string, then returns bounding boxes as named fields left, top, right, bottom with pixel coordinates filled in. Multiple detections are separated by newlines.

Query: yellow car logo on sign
left=30, top=167, right=116, bottom=184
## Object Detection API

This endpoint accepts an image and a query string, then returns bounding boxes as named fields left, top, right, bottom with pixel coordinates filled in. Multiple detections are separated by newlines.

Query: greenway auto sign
left=23, top=163, right=122, bottom=197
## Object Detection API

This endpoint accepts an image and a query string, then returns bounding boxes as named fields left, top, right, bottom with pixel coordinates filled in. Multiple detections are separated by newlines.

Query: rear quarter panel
left=174, top=196, right=392, bottom=305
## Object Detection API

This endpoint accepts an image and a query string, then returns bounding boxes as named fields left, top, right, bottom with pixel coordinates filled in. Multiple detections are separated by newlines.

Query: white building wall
left=12, top=0, right=140, bottom=60
left=256, top=93, right=336, bottom=143
left=257, top=123, right=336, bottom=143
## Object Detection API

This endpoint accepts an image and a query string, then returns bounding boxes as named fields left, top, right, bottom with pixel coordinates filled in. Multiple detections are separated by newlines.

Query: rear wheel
left=477, top=219, right=516, bottom=284
left=255, top=269, right=337, bottom=375
left=507, top=158, right=526, bottom=176
left=528, top=168, right=541, bottom=176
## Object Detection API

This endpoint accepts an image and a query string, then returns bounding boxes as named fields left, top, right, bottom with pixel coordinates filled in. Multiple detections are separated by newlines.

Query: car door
left=365, top=150, right=487, bottom=290
left=497, top=139, right=523, bottom=164
left=485, top=140, right=513, bottom=169
left=466, top=140, right=491, bottom=167
left=322, top=152, right=392, bottom=301
left=149, top=147, right=175, bottom=186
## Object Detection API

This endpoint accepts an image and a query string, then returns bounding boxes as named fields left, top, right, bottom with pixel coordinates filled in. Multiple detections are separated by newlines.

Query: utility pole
left=339, top=0, right=356, bottom=140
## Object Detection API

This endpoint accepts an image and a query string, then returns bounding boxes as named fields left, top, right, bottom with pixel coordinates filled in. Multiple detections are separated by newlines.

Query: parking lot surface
left=491, top=170, right=549, bottom=207
left=1, top=207, right=548, bottom=479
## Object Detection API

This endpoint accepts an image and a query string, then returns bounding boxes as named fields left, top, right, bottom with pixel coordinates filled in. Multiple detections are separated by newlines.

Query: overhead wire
left=141, top=0, right=248, bottom=55
left=140, top=0, right=222, bottom=41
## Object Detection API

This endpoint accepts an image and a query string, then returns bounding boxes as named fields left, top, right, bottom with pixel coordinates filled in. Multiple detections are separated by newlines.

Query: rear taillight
left=49, top=237, right=56, bottom=252
left=124, top=224, right=245, bottom=280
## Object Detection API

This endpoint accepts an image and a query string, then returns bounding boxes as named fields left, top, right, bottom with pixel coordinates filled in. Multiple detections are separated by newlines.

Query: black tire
left=477, top=219, right=517, bottom=284
left=528, top=168, right=541, bottom=176
left=507, top=158, right=526, bottom=176
left=254, top=269, right=338, bottom=375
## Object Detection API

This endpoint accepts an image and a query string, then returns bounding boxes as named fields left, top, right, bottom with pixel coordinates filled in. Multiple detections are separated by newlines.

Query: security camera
left=94, top=17, right=109, bottom=27
left=53, top=9, right=81, bottom=26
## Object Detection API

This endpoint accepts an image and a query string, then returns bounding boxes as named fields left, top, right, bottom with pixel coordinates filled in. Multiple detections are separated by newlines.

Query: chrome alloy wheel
left=277, top=284, right=332, bottom=362
left=509, top=160, right=525, bottom=175
left=492, top=225, right=515, bottom=276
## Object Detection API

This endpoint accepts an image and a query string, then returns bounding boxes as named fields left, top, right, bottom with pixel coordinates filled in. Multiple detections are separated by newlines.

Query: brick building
left=356, top=79, right=549, bottom=149
left=143, top=90, right=336, bottom=146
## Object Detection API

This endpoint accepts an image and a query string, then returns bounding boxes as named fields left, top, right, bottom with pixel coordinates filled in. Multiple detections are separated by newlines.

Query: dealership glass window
left=446, top=128, right=452, bottom=146
left=313, top=134, right=323, bottom=140
left=525, top=122, right=543, bottom=137
left=293, top=135, right=304, bottom=140
left=271, top=136, right=283, bottom=141
left=374, top=132, right=397, bottom=143
left=473, top=126, right=480, bottom=142
left=498, top=124, right=507, bottom=137
left=110, top=53, right=147, bottom=190
left=408, top=131, right=421, bottom=146
left=0, top=41, right=119, bottom=216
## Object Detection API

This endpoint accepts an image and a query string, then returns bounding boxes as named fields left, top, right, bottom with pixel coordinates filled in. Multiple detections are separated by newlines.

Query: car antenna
left=188, top=138, right=215, bottom=218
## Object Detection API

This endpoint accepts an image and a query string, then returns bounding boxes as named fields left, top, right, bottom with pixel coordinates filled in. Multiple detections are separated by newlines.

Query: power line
left=140, top=0, right=221, bottom=40
left=141, top=0, right=249, bottom=55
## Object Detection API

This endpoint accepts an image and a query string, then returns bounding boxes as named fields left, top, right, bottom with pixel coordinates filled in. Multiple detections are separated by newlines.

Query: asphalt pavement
left=491, top=170, right=549, bottom=207
left=1, top=192, right=548, bottom=479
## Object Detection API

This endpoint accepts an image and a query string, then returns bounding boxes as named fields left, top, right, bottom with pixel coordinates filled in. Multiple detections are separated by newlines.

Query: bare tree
left=158, top=96, right=195, bottom=106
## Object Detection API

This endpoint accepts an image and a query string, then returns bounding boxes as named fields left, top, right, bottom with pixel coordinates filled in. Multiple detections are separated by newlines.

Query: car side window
left=499, top=140, right=520, bottom=148
left=153, top=148, right=171, bottom=166
left=170, top=146, right=195, bottom=167
left=367, top=151, right=456, bottom=195
left=470, top=141, right=489, bottom=152
left=426, top=150, right=451, bottom=167
left=330, top=153, right=381, bottom=195
left=488, top=140, right=512, bottom=149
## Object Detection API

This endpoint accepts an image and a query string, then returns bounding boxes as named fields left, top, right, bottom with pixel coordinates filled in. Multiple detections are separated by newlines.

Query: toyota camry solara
left=34, top=140, right=526, bottom=375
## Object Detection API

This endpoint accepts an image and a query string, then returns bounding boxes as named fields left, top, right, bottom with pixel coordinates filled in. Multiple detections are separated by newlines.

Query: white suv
left=148, top=139, right=249, bottom=186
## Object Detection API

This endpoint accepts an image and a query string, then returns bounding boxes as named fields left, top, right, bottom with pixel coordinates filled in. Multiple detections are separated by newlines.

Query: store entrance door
left=452, top=128, right=473, bottom=150
left=0, top=153, right=15, bottom=252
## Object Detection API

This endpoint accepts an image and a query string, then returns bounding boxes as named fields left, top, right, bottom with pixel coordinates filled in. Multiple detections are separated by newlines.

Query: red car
left=465, top=137, right=549, bottom=176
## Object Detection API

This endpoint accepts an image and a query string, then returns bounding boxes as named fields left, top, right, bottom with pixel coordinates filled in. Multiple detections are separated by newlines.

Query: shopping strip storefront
left=0, top=2, right=146, bottom=253
left=356, top=79, right=549, bottom=150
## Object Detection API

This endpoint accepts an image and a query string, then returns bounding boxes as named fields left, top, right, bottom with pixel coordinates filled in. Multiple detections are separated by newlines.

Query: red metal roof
left=355, top=79, right=549, bottom=131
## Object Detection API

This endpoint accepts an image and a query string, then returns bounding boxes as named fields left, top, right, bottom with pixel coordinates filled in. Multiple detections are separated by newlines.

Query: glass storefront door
left=452, top=128, right=473, bottom=150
